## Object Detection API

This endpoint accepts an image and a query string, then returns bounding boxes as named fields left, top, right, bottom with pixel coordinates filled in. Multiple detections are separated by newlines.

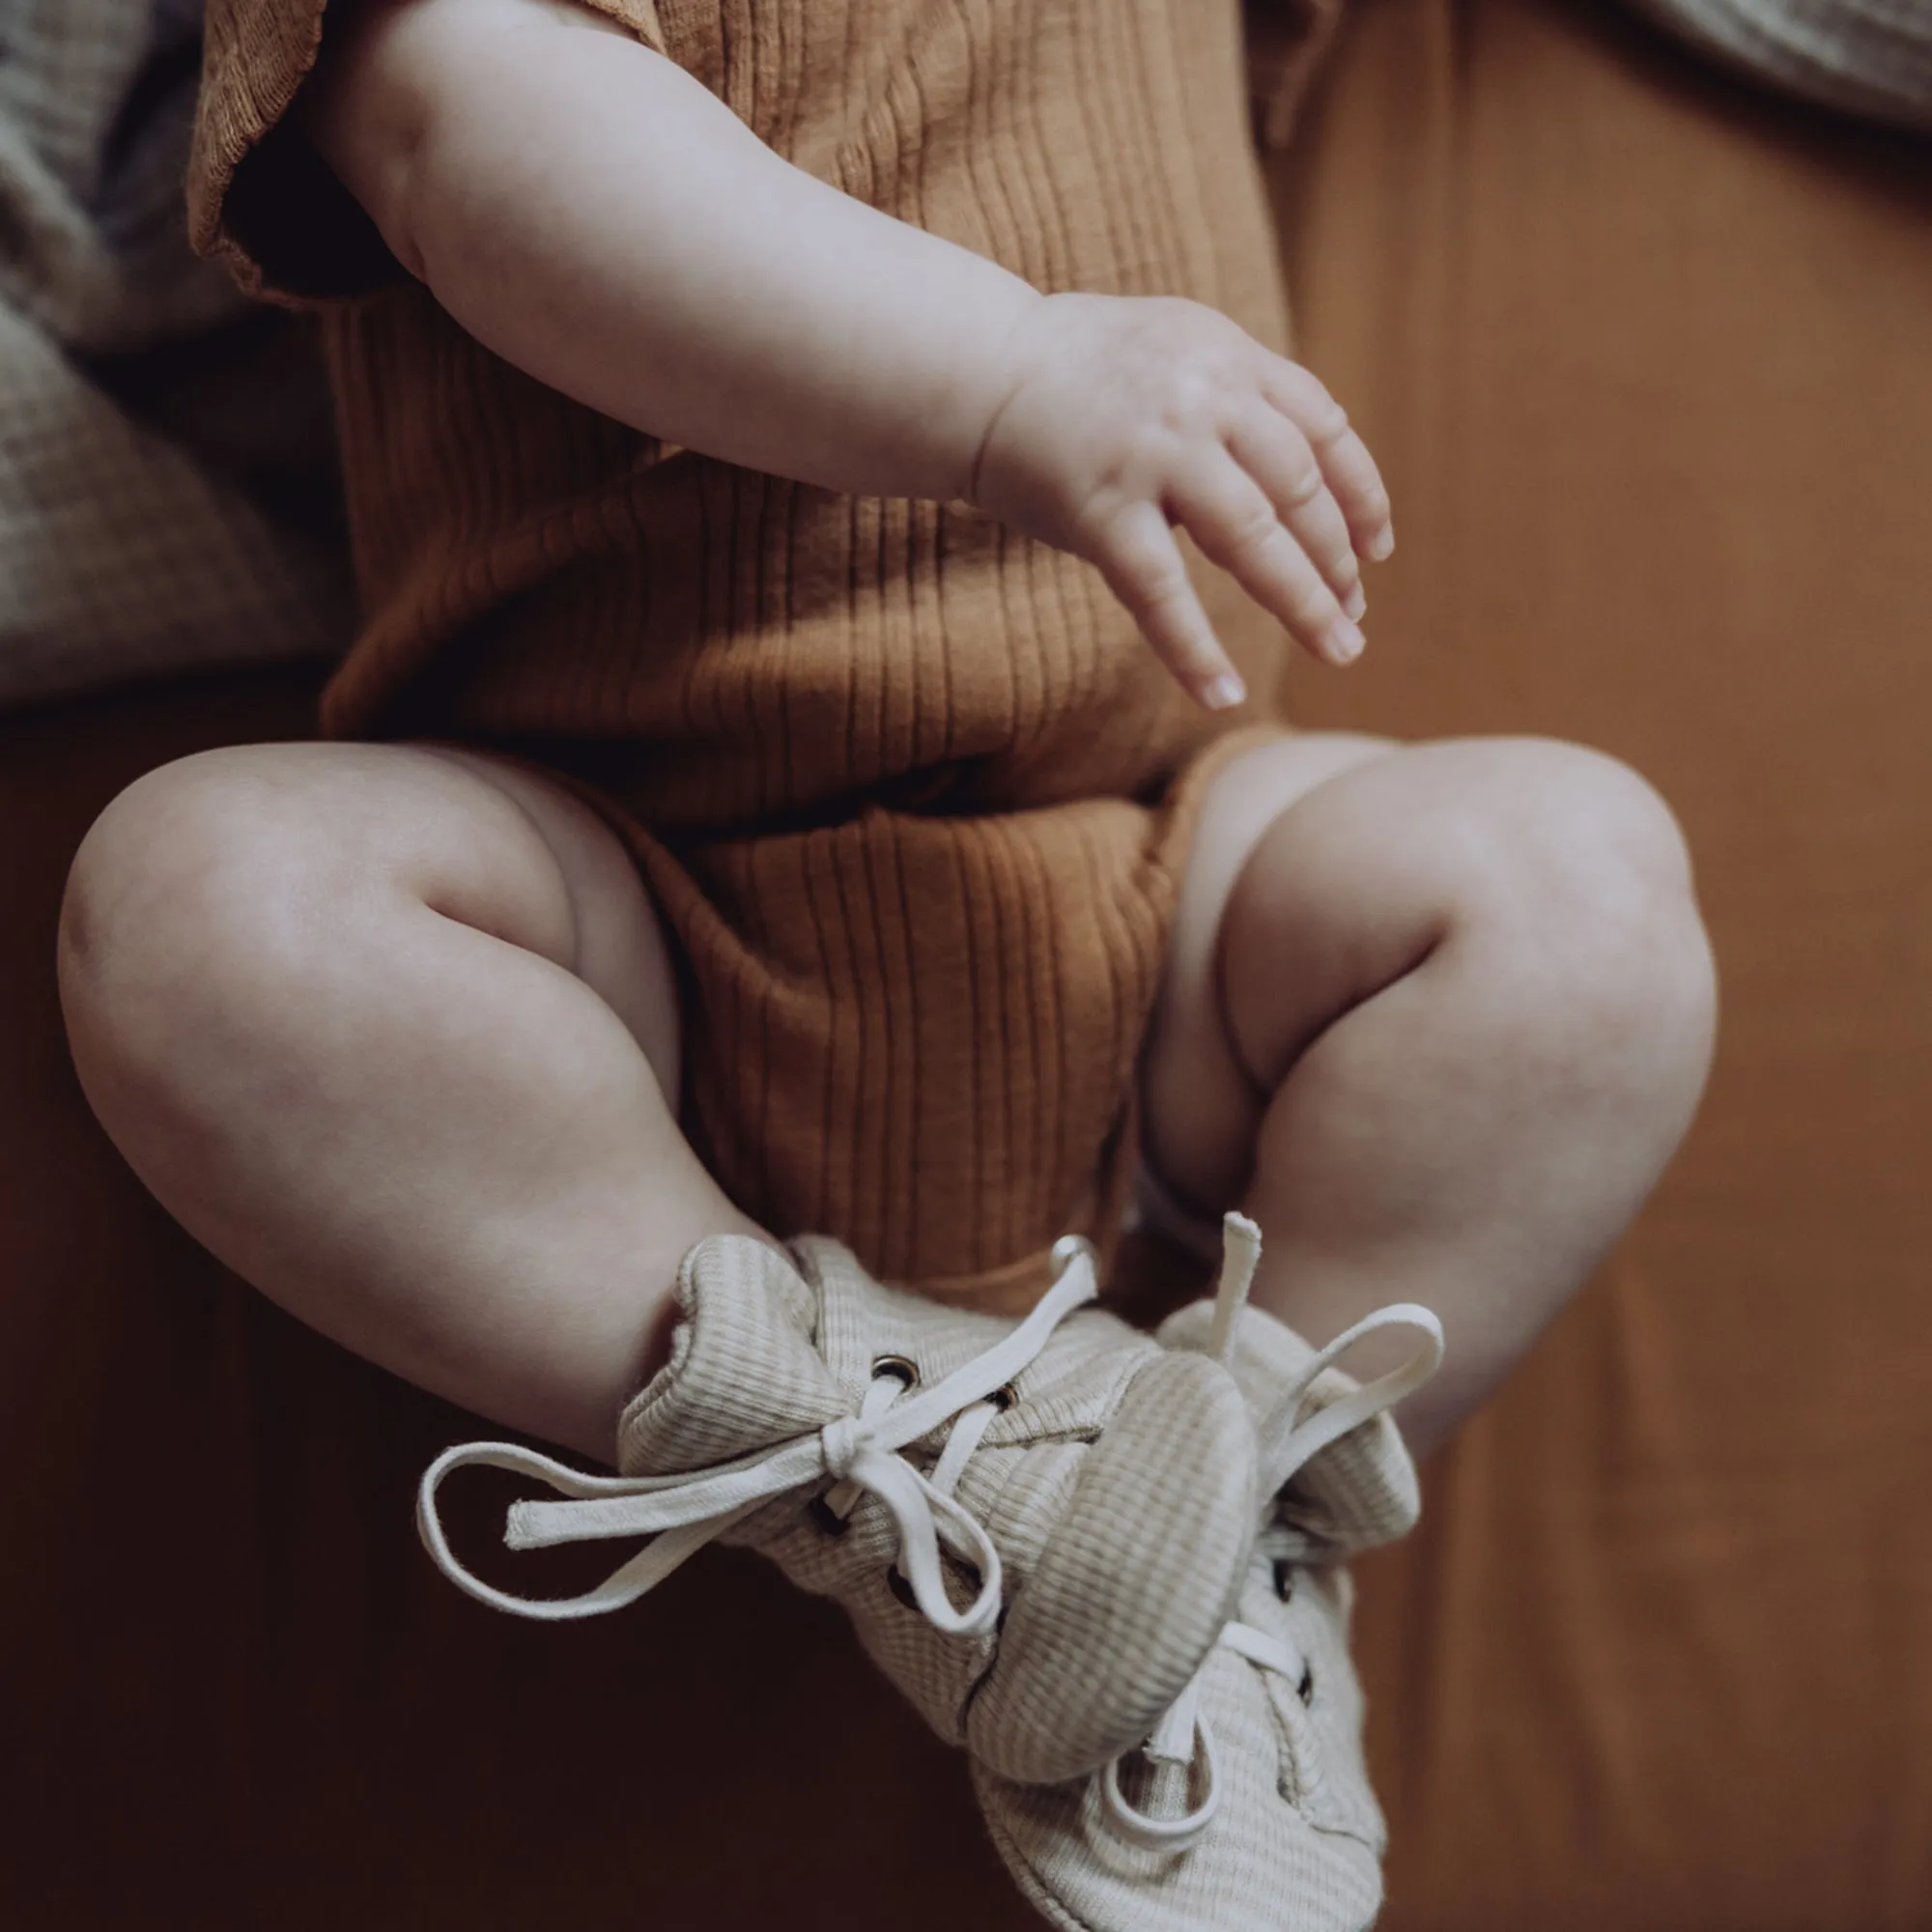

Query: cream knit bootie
left=973, top=1216, right=1444, bottom=1932
left=416, top=1231, right=1261, bottom=1784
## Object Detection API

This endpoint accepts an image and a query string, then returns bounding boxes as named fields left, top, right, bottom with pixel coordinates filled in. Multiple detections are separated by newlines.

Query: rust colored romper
left=190, top=0, right=1299, bottom=1308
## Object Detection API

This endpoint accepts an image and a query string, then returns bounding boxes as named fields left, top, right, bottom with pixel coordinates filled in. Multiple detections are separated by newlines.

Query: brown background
left=1284, top=4, right=1932, bottom=1926
left=2, top=0, right=1928, bottom=1924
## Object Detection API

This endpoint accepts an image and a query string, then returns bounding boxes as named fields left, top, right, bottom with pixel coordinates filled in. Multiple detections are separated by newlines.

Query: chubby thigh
left=1138, top=730, right=1714, bottom=1449
left=57, top=733, right=1208, bottom=1439
left=58, top=739, right=757, bottom=1461
left=1141, top=729, right=1706, bottom=1221
left=1139, top=728, right=1397, bottom=1220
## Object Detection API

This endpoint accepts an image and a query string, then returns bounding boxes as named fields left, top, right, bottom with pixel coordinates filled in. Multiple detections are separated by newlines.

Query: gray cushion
left=1630, top=0, right=1932, bottom=130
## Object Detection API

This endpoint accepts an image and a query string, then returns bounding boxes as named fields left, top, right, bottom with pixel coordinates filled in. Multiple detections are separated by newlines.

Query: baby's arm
left=306, top=0, right=1392, bottom=708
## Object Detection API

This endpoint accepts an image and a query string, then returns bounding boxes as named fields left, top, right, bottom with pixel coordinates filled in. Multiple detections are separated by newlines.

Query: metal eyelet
left=870, top=1354, right=919, bottom=1388
left=1273, top=1558, right=1295, bottom=1603
left=809, top=1493, right=851, bottom=1538
left=1297, top=1662, right=1316, bottom=1706
left=987, top=1382, right=1019, bottom=1412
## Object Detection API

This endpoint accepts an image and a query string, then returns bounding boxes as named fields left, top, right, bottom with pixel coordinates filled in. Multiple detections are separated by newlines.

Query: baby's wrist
left=914, top=278, right=1043, bottom=507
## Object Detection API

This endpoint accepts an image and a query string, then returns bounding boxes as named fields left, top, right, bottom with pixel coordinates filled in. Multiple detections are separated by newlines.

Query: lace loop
left=1100, top=1707, right=1223, bottom=1851
left=1257, top=1301, right=1444, bottom=1500
left=1093, top=1212, right=1444, bottom=1857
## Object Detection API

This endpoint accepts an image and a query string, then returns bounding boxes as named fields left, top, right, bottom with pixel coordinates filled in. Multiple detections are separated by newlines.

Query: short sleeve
left=187, top=0, right=670, bottom=304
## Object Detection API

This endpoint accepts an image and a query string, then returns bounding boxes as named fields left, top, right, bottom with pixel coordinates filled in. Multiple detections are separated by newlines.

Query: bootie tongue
left=1157, top=1298, right=1422, bottom=1555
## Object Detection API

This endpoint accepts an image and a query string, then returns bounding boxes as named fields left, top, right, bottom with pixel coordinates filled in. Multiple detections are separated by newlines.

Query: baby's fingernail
left=1327, top=617, right=1365, bottom=663
left=1203, top=673, right=1247, bottom=710
left=1368, top=527, right=1395, bottom=562
left=1344, top=582, right=1367, bottom=622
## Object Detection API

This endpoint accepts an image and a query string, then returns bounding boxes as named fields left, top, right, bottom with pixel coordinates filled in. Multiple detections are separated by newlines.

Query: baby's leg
left=1144, top=734, right=1718, bottom=1455
left=59, top=742, right=761, bottom=1463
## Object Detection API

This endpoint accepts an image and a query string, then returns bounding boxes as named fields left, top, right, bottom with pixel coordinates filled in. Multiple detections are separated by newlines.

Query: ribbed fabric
left=1157, top=1298, right=1422, bottom=1559
left=620, top=1235, right=1260, bottom=1776
left=977, top=1576, right=1388, bottom=1932
left=979, top=1297, right=1426, bottom=1932
left=187, top=0, right=1301, bottom=1303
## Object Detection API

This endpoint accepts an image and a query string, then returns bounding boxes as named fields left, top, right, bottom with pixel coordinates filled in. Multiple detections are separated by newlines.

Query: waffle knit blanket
left=0, top=0, right=348, bottom=709
left=1634, top=0, right=1932, bottom=129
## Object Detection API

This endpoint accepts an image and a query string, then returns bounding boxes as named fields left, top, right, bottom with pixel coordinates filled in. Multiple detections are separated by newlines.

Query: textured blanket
left=0, top=0, right=349, bottom=710
left=1633, top=0, right=1932, bottom=130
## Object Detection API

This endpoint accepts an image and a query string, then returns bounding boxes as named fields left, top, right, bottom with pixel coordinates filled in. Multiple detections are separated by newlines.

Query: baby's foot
left=972, top=1219, right=1443, bottom=1931
left=418, top=1231, right=1262, bottom=1785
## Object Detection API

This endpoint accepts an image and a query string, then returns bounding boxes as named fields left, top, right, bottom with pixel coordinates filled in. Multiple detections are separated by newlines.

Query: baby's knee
left=1463, top=742, right=1716, bottom=1063
left=60, top=748, right=348, bottom=1079
left=1486, top=742, right=1687, bottom=895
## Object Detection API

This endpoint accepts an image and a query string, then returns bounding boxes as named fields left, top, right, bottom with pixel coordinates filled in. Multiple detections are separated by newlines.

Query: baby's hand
left=969, top=294, right=1393, bottom=709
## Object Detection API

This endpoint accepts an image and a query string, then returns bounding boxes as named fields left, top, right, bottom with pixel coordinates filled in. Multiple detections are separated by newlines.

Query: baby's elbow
left=298, top=0, right=491, bottom=283
left=303, top=0, right=639, bottom=288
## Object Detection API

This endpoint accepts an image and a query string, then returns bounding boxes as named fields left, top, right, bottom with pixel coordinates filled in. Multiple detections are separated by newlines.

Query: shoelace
left=1097, top=1215, right=1445, bottom=1854
left=418, top=1219, right=1441, bottom=1855
left=415, top=1235, right=1104, bottom=1636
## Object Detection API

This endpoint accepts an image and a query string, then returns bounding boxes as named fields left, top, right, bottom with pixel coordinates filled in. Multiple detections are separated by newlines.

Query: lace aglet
left=1146, top=1675, right=1202, bottom=1762
left=505, top=1494, right=658, bottom=1550
left=503, top=1500, right=545, bottom=1551
left=1206, top=1212, right=1262, bottom=1366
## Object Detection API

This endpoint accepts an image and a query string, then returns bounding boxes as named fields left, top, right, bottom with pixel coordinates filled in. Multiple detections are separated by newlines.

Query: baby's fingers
left=1170, top=459, right=1363, bottom=668
left=1094, top=502, right=1246, bottom=710
left=1264, top=362, right=1394, bottom=561
left=1227, top=410, right=1364, bottom=621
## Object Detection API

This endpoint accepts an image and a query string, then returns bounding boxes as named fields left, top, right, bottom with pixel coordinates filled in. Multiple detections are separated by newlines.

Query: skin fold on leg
left=58, top=741, right=764, bottom=1463
left=1143, top=733, right=1719, bottom=1457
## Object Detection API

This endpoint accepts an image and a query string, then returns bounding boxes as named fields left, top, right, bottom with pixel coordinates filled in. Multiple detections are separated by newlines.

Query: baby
left=57, top=0, right=1717, bottom=1923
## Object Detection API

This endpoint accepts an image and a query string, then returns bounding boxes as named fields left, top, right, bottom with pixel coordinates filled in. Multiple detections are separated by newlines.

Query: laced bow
left=1096, top=1214, right=1444, bottom=1852
left=415, top=1235, right=1104, bottom=1636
